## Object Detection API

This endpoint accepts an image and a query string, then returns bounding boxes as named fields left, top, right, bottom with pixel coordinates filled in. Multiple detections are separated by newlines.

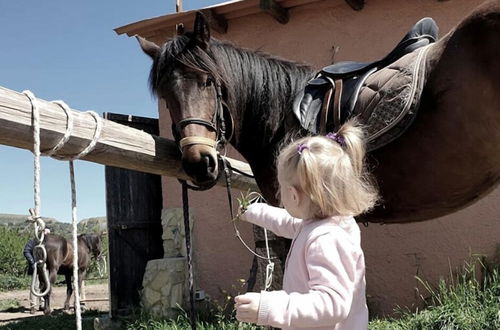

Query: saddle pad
left=355, top=44, right=432, bottom=151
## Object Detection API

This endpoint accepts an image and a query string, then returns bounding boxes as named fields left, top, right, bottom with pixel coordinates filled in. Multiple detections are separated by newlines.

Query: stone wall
left=141, top=208, right=193, bottom=317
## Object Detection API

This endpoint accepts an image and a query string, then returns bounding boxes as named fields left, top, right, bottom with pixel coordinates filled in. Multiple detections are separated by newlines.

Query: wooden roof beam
left=200, top=8, right=228, bottom=34
left=260, top=0, right=289, bottom=24
left=345, top=0, right=364, bottom=11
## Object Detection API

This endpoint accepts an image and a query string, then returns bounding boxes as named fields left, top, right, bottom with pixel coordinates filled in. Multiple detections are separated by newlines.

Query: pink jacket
left=243, top=203, right=368, bottom=330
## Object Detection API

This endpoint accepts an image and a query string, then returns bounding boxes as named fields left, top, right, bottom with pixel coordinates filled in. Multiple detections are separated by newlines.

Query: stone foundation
left=141, top=208, right=193, bottom=317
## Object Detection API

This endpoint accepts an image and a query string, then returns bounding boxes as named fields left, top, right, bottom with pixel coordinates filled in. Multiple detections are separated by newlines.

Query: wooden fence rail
left=0, top=86, right=257, bottom=191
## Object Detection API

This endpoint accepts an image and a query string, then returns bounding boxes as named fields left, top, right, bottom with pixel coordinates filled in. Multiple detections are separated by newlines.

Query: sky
left=0, top=1, right=221, bottom=223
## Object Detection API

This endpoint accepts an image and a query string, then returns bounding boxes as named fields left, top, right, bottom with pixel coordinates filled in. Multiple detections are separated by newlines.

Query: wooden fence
left=0, top=85, right=257, bottom=191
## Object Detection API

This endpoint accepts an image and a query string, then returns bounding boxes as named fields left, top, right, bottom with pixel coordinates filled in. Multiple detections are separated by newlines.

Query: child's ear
left=289, top=186, right=301, bottom=205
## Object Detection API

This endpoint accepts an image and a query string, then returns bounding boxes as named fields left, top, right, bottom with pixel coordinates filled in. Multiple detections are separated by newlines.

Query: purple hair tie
left=326, top=132, right=346, bottom=147
left=297, top=143, right=309, bottom=154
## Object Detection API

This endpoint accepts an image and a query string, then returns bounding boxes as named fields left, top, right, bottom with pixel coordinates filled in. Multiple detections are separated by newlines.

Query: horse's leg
left=63, top=273, right=72, bottom=311
left=78, top=270, right=87, bottom=311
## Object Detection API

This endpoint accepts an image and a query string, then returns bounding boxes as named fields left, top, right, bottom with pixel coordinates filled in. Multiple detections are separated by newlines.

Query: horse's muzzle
left=181, top=147, right=219, bottom=186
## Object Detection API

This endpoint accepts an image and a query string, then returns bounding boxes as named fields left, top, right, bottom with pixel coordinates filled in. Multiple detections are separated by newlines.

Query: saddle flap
left=292, top=79, right=334, bottom=134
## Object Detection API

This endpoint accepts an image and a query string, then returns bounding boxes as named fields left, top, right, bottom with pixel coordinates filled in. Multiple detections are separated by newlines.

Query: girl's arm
left=257, top=232, right=362, bottom=328
left=242, top=203, right=303, bottom=239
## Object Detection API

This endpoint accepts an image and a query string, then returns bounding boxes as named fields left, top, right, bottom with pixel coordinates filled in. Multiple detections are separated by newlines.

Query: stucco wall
left=158, top=0, right=499, bottom=316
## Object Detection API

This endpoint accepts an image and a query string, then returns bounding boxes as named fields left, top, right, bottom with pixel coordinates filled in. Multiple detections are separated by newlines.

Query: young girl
left=234, top=120, right=378, bottom=329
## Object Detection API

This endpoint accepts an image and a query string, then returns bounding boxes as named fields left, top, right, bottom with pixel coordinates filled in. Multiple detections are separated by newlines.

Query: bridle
left=171, top=76, right=234, bottom=329
left=169, top=73, right=274, bottom=328
left=172, top=79, right=233, bottom=157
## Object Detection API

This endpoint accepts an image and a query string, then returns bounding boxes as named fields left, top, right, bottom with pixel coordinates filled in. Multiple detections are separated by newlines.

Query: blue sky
left=0, top=1, right=221, bottom=223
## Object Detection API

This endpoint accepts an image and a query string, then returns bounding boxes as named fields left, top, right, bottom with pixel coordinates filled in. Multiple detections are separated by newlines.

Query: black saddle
left=292, top=17, right=439, bottom=137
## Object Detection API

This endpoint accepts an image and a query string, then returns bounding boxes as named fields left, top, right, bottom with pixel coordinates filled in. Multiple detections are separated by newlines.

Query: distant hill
left=0, top=213, right=106, bottom=238
left=78, top=217, right=107, bottom=233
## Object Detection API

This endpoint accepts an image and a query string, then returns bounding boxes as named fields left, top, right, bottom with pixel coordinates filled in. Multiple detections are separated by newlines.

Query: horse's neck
left=219, top=46, right=314, bottom=158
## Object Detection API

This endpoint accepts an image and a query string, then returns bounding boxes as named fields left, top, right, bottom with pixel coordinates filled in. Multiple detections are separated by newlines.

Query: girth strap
left=332, top=79, right=343, bottom=131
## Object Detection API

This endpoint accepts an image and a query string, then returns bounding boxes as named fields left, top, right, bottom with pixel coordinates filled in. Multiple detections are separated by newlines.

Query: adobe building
left=116, top=0, right=499, bottom=316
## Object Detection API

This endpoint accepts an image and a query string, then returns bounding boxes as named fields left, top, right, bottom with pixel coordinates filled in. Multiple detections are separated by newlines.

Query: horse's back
left=43, top=235, right=71, bottom=268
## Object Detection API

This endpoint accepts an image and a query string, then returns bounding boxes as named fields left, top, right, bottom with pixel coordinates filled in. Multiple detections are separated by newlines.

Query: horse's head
left=79, top=233, right=102, bottom=259
left=138, top=12, right=232, bottom=187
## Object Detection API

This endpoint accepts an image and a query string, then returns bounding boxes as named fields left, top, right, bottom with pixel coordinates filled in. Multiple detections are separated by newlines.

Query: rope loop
left=96, top=255, right=107, bottom=278
left=23, top=90, right=51, bottom=299
left=23, top=90, right=83, bottom=329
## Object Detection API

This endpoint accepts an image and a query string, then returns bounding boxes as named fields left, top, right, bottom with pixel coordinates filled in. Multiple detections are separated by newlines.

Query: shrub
left=0, top=274, right=31, bottom=292
left=0, top=226, right=30, bottom=277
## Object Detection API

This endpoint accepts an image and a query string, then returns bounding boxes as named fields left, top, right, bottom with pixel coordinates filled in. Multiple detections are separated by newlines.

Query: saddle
left=292, top=17, right=438, bottom=151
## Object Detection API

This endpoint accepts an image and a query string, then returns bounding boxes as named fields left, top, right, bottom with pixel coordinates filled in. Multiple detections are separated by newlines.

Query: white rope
left=22, top=90, right=51, bottom=298
left=64, top=110, right=102, bottom=160
left=263, top=228, right=274, bottom=291
left=22, top=90, right=103, bottom=330
left=234, top=190, right=275, bottom=291
left=23, top=91, right=41, bottom=220
left=69, top=160, right=82, bottom=330
left=44, top=100, right=74, bottom=157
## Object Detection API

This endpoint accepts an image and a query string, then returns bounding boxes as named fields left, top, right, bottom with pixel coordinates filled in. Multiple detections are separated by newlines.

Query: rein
left=180, top=181, right=197, bottom=330
left=174, top=80, right=276, bottom=327
left=220, top=158, right=275, bottom=291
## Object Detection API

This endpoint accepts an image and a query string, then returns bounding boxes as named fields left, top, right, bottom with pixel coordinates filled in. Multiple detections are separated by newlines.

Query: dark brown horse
left=38, top=233, right=101, bottom=315
left=138, top=1, right=500, bottom=288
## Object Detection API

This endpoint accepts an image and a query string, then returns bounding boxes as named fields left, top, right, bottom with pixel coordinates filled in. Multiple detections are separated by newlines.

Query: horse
left=37, top=233, right=102, bottom=315
left=137, top=1, right=500, bottom=289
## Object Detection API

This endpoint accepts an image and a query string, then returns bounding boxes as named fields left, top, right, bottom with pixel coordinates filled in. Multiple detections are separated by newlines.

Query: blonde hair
left=277, top=119, right=379, bottom=218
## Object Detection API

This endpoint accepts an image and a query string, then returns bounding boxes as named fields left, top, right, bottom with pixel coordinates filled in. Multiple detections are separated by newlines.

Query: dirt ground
left=0, top=283, right=109, bottom=323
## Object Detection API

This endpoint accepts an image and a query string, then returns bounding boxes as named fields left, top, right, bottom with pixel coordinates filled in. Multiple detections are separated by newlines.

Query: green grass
left=0, top=310, right=102, bottom=330
left=0, top=299, right=21, bottom=312
left=122, top=256, right=500, bottom=330
left=369, top=257, right=500, bottom=330
left=124, top=311, right=263, bottom=330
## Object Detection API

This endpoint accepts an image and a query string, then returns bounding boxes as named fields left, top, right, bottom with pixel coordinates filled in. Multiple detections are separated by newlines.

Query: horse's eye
left=204, top=77, right=213, bottom=87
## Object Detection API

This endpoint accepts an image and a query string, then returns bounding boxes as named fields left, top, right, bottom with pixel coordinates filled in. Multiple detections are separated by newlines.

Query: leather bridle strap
left=179, top=136, right=217, bottom=149
left=176, top=117, right=217, bottom=132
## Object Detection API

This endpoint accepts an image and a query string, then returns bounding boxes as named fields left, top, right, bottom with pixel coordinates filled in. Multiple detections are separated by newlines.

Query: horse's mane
left=149, top=33, right=314, bottom=145
left=78, top=233, right=101, bottom=255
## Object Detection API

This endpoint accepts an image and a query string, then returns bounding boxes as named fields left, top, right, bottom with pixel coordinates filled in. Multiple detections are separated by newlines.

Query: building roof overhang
left=114, top=0, right=364, bottom=40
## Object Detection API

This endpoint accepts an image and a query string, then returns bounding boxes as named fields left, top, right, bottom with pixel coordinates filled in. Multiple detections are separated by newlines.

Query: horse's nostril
left=182, top=151, right=218, bottom=185
left=203, top=154, right=216, bottom=174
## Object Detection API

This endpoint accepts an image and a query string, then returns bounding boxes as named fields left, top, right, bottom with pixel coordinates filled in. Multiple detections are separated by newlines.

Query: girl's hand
left=235, top=292, right=261, bottom=323
left=234, top=190, right=264, bottom=222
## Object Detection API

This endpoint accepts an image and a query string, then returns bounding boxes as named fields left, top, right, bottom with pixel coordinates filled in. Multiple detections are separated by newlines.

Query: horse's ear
left=193, top=11, right=210, bottom=49
left=136, top=35, right=160, bottom=60
left=176, top=23, right=185, bottom=35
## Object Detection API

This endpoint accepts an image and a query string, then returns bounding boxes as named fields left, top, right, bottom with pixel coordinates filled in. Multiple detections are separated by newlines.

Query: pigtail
left=335, top=119, right=379, bottom=214
left=295, top=148, right=327, bottom=217
left=335, top=119, right=366, bottom=176
left=277, top=119, right=379, bottom=218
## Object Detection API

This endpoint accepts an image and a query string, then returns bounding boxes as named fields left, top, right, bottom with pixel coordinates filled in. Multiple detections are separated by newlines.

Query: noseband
left=172, top=81, right=233, bottom=152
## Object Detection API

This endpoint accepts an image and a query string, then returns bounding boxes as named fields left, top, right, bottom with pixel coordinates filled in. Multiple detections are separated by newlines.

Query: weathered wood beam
left=0, top=86, right=257, bottom=192
left=200, top=8, right=228, bottom=34
left=260, top=0, right=289, bottom=24
left=345, top=0, right=364, bottom=11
